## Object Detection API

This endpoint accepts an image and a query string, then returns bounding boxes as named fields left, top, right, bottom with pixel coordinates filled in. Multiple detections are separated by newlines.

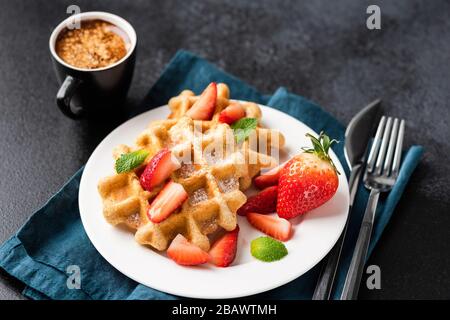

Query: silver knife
left=312, top=99, right=381, bottom=300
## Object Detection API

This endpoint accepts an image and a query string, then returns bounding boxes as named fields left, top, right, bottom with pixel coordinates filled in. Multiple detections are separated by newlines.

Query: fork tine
left=366, top=116, right=386, bottom=173
left=374, top=117, right=393, bottom=175
left=391, top=120, right=405, bottom=176
left=382, top=118, right=399, bottom=176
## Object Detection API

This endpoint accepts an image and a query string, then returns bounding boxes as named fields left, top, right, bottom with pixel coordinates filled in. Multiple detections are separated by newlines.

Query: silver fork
left=341, top=116, right=405, bottom=300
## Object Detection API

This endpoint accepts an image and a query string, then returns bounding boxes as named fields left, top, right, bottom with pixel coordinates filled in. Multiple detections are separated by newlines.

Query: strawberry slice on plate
left=237, top=185, right=278, bottom=216
left=277, top=132, right=339, bottom=219
left=167, top=234, right=210, bottom=266
left=218, top=103, right=246, bottom=125
left=186, top=82, right=217, bottom=120
left=140, top=148, right=180, bottom=191
left=147, top=180, right=188, bottom=223
left=246, top=212, right=292, bottom=242
left=209, top=226, right=239, bottom=267
left=254, top=163, right=284, bottom=189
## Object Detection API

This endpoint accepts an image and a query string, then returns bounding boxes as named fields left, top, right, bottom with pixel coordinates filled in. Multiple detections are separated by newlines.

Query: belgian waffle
left=98, top=83, right=285, bottom=251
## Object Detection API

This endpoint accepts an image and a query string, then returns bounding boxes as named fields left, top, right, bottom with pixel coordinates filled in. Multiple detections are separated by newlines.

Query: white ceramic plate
left=79, top=104, right=349, bottom=299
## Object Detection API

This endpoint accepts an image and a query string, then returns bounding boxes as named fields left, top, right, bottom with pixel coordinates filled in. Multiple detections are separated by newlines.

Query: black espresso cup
left=49, top=12, right=137, bottom=119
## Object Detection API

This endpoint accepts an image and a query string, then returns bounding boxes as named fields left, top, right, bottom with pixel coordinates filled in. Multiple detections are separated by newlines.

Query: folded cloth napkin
left=0, top=50, right=423, bottom=300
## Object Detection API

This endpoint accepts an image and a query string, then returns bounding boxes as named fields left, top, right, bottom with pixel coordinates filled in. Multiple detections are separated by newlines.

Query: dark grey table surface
left=0, top=0, right=449, bottom=300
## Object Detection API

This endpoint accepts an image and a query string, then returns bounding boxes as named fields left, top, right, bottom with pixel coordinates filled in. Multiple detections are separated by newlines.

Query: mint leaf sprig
left=115, top=149, right=149, bottom=174
left=231, top=117, right=258, bottom=143
left=251, top=236, right=288, bottom=262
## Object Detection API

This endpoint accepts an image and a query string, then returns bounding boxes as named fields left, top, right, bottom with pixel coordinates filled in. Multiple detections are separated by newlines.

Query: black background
left=0, top=0, right=449, bottom=300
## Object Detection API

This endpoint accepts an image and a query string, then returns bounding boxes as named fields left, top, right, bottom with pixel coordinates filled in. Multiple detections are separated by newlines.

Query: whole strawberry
left=277, top=132, right=339, bottom=219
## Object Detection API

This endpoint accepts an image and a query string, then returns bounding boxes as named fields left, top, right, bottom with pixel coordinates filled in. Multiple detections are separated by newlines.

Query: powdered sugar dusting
left=127, top=213, right=141, bottom=227
left=218, top=177, right=239, bottom=193
left=190, top=188, right=209, bottom=205
left=178, top=163, right=196, bottom=178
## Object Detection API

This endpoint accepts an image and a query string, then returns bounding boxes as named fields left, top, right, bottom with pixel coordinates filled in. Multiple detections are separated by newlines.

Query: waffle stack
left=98, top=83, right=285, bottom=251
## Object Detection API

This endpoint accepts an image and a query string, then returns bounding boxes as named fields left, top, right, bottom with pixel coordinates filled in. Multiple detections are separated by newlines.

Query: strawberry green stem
left=302, top=132, right=340, bottom=174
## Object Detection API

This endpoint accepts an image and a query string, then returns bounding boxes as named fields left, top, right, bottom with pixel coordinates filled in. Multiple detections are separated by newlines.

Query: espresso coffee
left=55, top=19, right=130, bottom=69
left=50, top=12, right=137, bottom=118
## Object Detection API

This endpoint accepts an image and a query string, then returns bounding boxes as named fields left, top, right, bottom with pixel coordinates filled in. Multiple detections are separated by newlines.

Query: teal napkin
left=0, top=50, right=423, bottom=300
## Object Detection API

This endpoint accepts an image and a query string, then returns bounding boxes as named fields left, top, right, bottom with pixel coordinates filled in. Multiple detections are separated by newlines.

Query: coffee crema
left=55, top=19, right=130, bottom=69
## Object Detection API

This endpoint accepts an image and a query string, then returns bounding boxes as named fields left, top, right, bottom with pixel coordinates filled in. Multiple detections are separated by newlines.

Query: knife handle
left=341, top=189, right=380, bottom=300
left=312, top=224, right=348, bottom=300
left=312, top=166, right=362, bottom=300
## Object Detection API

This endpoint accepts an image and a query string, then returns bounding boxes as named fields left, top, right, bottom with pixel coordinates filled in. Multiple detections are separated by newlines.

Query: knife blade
left=312, top=99, right=381, bottom=300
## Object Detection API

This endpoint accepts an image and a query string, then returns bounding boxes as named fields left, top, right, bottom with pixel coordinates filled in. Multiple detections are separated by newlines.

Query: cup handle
left=56, top=76, right=84, bottom=119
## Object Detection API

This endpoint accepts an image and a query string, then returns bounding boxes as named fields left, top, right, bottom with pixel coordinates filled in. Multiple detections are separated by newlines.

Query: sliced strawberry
left=140, top=149, right=180, bottom=191
left=209, top=226, right=239, bottom=267
left=254, top=164, right=284, bottom=189
left=186, top=82, right=217, bottom=120
left=167, top=234, right=209, bottom=266
left=246, top=212, right=292, bottom=241
left=147, top=180, right=187, bottom=223
left=237, top=186, right=278, bottom=216
left=218, top=103, right=246, bottom=124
